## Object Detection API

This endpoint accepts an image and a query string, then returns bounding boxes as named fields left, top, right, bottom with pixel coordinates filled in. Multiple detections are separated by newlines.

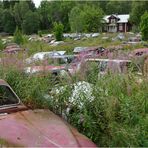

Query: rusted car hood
left=0, top=109, right=96, bottom=147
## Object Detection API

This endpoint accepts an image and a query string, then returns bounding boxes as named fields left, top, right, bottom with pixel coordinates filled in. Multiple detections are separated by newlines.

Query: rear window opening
left=0, top=85, right=19, bottom=107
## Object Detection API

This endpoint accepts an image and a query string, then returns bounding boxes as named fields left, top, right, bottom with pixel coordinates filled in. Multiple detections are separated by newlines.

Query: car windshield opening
left=0, top=85, right=19, bottom=106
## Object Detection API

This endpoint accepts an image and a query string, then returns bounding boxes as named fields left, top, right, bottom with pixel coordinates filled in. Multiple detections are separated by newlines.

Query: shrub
left=53, top=22, right=64, bottom=41
left=47, top=69, right=148, bottom=146
left=0, top=38, right=4, bottom=50
left=13, top=27, right=24, bottom=45
left=140, top=11, right=148, bottom=41
left=38, top=30, right=42, bottom=37
left=0, top=67, right=50, bottom=108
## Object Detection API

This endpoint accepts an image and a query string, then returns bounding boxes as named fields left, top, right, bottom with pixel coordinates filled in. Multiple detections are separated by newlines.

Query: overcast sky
left=32, top=0, right=42, bottom=8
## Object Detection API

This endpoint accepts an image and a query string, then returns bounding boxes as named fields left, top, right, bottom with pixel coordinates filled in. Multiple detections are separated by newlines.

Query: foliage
left=0, top=0, right=147, bottom=34
left=1, top=9, right=16, bottom=34
left=69, top=5, right=104, bottom=33
left=0, top=38, right=4, bottom=50
left=0, top=35, right=147, bottom=146
left=13, top=1, right=30, bottom=29
left=106, top=1, right=132, bottom=15
left=38, top=30, right=42, bottom=37
left=0, top=67, right=50, bottom=108
left=69, top=6, right=84, bottom=33
left=13, top=27, right=24, bottom=45
left=26, top=0, right=36, bottom=12
left=22, top=11, right=40, bottom=35
left=38, top=1, right=51, bottom=30
left=0, top=8, right=4, bottom=32
left=53, top=22, right=64, bottom=41
left=140, top=11, right=148, bottom=41
left=49, top=71, right=148, bottom=147
left=1, top=64, right=147, bottom=147
left=82, top=5, right=104, bottom=32
left=130, top=1, right=148, bottom=26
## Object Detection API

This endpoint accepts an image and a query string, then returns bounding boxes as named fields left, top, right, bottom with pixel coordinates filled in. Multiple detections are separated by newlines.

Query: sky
left=32, top=0, right=42, bottom=8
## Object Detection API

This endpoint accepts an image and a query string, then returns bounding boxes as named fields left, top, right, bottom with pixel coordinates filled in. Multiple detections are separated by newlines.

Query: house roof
left=103, top=14, right=130, bottom=23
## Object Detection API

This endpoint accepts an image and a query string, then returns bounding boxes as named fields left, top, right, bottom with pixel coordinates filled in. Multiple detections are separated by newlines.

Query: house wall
left=127, top=23, right=132, bottom=32
left=117, top=23, right=126, bottom=32
left=108, top=15, right=118, bottom=24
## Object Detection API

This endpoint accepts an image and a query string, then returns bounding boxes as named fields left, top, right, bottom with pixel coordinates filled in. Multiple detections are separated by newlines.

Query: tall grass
left=0, top=64, right=147, bottom=146
left=0, top=33, right=147, bottom=146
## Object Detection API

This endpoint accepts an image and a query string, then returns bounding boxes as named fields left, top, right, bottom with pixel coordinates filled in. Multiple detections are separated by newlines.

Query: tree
left=38, top=1, right=51, bottom=30
left=14, top=1, right=30, bottom=28
left=140, top=11, right=148, bottom=41
left=22, top=11, right=40, bottom=34
left=106, top=1, right=132, bottom=15
left=3, top=0, right=19, bottom=9
left=54, top=1, right=76, bottom=32
left=82, top=5, right=104, bottom=32
left=13, top=27, right=24, bottom=45
left=2, top=9, right=16, bottom=34
left=40, top=1, right=75, bottom=32
left=53, top=22, right=64, bottom=41
left=130, top=1, right=148, bottom=26
left=0, top=8, right=4, bottom=31
left=69, top=6, right=85, bottom=33
left=26, top=0, right=36, bottom=12
left=69, top=5, right=104, bottom=33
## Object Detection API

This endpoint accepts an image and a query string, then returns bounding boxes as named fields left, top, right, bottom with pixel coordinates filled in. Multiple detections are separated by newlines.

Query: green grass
left=0, top=33, right=147, bottom=147
left=21, top=33, right=146, bottom=57
left=0, top=65, right=147, bottom=147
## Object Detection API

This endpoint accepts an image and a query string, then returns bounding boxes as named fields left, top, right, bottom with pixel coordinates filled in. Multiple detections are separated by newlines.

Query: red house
left=103, top=14, right=132, bottom=33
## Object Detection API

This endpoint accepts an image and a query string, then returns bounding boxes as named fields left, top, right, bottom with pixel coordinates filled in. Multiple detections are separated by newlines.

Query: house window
left=119, top=23, right=123, bottom=30
left=111, top=19, right=115, bottom=23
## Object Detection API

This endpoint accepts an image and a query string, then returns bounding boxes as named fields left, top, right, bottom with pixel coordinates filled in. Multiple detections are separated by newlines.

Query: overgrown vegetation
left=53, top=22, right=64, bottom=41
left=0, top=37, right=4, bottom=50
left=13, top=27, right=24, bottom=45
left=140, top=11, right=148, bottom=41
left=0, top=62, right=147, bottom=147
left=0, top=0, right=147, bottom=37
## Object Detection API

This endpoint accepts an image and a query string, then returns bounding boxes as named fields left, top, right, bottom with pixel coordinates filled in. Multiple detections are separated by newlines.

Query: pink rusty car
left=128, top=48, right=148, bottom=74
left=129, top=48, right=148, bottom=57
left=76, top=46, right=110, bottom=58
left=0, top=79, right=96, bottom=147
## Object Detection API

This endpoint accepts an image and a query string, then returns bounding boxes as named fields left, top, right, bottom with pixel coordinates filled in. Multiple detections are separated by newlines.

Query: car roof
left=0, top=79, right=8, bottom=86
left=48, top=55, right=76, bottom=58
left=33, top=51, right=66, bottom=56
left=86, top=58, right=131, bottom=63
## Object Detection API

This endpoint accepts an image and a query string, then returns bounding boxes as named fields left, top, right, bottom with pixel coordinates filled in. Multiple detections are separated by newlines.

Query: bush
left=0, top=38, right=4, bottom=50
left=13, top=27, right=24, bottom=45
left=0, top=67, right=50, bottom=108
left=48, top=71, right=148, bottom=147
left=38, top=30, right=42, bottom=37
left=53, top=22, right=64, bottom=41
left=140, top=11, right=148, bottom=41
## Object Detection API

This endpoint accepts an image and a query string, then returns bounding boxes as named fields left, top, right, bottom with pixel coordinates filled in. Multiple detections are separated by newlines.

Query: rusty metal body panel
left=0, top=80, right=96, bottom=147
left=130, top=48, right=148, bottom=57
left=0, top=109, right=96, bottom=147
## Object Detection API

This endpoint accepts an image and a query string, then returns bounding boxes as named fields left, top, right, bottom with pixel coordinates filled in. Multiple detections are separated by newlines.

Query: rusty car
left=78, top=58, right=142, bottom=77
left=0, top=79, right=96, bottom=147
left=2, top=43, right=26, bottom=54
left=128, top=48, right=148, bottom=74
left=25, top=51, right=66, bottom=64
